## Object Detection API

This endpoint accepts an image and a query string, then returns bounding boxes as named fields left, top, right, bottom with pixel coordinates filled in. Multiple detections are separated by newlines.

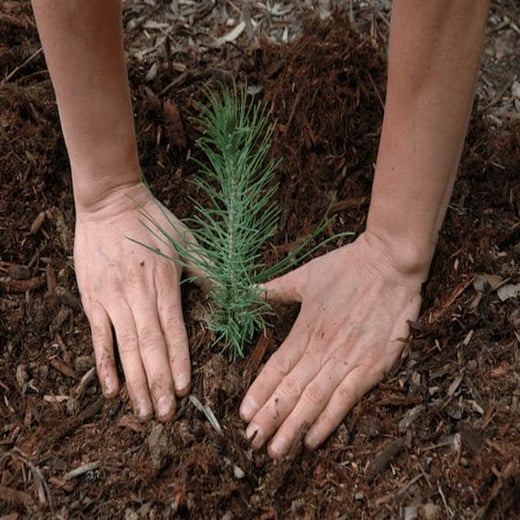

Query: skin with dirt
left=1, top=1, right=519, bottom=518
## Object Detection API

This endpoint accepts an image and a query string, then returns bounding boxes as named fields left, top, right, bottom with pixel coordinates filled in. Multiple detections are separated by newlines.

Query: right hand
left=240, top=231, right=424, bottom=457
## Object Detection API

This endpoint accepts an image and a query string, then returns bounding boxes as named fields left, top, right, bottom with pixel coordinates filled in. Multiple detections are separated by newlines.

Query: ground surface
left=1, top=1, right=519, bottom=518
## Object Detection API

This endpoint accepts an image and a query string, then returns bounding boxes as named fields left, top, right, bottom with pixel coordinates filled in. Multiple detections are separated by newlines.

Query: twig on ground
left=188, top=395, right=223, bottom=434
left=0, top=449, right=54, bottom=513
left=63, top=461, right=100, bottom=481
left=72, top=367, right=97, bottom=400
left=366, top=438, right=405, bottom=481
left=1, top=47, right=43, bottom=84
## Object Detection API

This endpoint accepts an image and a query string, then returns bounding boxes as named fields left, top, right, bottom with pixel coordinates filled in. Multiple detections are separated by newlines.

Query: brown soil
left=1, top=2, right=519, bottom=519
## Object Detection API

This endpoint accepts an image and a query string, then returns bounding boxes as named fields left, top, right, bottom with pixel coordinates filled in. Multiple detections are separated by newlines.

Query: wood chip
left=447, top=372, right=464, bottom=396
left=49, top=357, right=78, bottom=379
left=118, top=414, right=148, bottom=433
left=188, top=394, right=222, bottom=434
left=164, top=99, right=187, bottom=148
left=43, top=395, right=70, bottom=404
left=9, top=264, right=31, bottom=280
left=0, top=485, right=34, bottom=506
left=30, top=210, right=46, bottom=234
left=0, top=275, right=45, bottom=293
left=72, top=367, right=96, bottom=400
left=366, top=438, right=405, bottom=481
left=429, top=274, right=477, bottom=323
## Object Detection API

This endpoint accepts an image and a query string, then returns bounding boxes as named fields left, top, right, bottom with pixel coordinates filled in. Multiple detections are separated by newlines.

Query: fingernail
left=269, top=434, right=288, bottom=458
left=175, top=373, right=190, bottom=394
left=305, top=432, right=318, bottom=449
left=240, top=396, right=258, bottom=422
left=156, top=395, right=173, bottom=418
left=103, top=378, right=117, bottom=397
left=135, top=401, right=151, bottom=420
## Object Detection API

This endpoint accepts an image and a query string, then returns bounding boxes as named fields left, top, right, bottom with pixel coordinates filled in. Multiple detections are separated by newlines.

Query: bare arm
left=367, top=0, right=490, bottom=277
left=32, top=0, right=190, bottom=421
left=241, top=0, right=490, bottom=458
left=31, top=0, right=140, bottom=210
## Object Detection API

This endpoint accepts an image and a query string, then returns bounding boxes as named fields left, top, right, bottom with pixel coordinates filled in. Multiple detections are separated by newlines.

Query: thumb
left=170, top=219, right=212, bottom=294
left=184, top=262, right=212, bottom=294
left=259, top=264, right=306, bottom=303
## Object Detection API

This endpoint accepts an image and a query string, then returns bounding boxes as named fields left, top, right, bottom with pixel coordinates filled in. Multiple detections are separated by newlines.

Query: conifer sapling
left=134, top=84, right=350, bottom=360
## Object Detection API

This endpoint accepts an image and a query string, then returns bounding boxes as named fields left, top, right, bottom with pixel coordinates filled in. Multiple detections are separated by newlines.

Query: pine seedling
left=135, top=84, right=350, bottom=360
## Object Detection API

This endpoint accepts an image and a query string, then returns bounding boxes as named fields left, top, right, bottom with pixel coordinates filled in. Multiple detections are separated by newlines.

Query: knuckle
left=95, top=349, right=114, bottom=374
left=127, top=374, right=148, bottom=394
left=269, top=351, right=294, bottom=378
left=279, top=373, right=304, bottom=400
left=117, top=330, right=139, bottom=354
left=161, top=313, right=186, bottom=335
left=303, top=382, right=328, bottom=406
left=156, top=259, right=179, bottom=281
left=137, top=326, right=164, bottom=353
left=90, top=324, right=110, bottom=350
left=339, top=384, right=362, bottom=404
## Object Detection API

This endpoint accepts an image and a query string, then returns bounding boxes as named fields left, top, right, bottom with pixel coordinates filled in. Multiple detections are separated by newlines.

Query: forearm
left=31, top=0, right=140, bottom=211
left=366, top=0, right=489, bottom=278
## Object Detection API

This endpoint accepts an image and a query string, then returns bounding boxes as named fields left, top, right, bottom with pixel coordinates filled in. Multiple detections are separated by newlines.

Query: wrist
left=73, top=179, right=153, bottom=222
left=71, top=140, right=142, bottom=212
left=362, top=227, right=433, bottom=283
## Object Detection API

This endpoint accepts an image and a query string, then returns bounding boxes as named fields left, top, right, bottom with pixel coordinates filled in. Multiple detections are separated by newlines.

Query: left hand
left=74, top=181, right=202, bottom=421
left=239, top=231, right=423, bottom=458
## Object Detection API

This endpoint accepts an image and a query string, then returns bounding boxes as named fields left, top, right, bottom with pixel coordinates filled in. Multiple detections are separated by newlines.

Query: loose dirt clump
left=257, top=13, right=385, bottom=238
left=1, top=2, right=519, bottom=518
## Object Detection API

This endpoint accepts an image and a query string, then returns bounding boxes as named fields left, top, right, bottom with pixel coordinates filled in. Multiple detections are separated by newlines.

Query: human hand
left=239, top=231, right=424, bottom=458
left=74, top=181, right=197, bottom=421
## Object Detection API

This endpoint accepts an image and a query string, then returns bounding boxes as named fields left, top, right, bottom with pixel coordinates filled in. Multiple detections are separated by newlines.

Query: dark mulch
left=1, top=2, right=519, bottom=518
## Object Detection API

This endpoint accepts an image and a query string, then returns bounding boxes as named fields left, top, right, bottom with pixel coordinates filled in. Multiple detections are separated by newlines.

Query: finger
left=267, top=356, right=349, bottom=458
left=157, top=275, right=191, bottom=397
left=302, top=315, right=414, bottom=449
left=182, top=248, right=212, bottom=294
left=259, top=263, right=307, bottom=303
left=132, top=300, right=176, bottom=421
left=86, top=303, right=119, bottom=397
left=110, top=303, right=154, bottom=420
left=304, top=366, right=379, bottom=449
left=170, top=218, right=212, bottom=294
left=245, top=353, right=321, bottom=450
left=240, top=317, right=310, bottom=423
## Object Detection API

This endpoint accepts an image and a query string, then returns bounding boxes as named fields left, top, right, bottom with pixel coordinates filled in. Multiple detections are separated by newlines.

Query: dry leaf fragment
left=398, top=404, right=426, bottom=433
left=512, top=80, right=520, bottom=100
left=30, top=210, right=46, bottom=234
left=473, top=273, right=504, bottom=292
left=212, top=21, right=245, bottom=47
left=497, top=283, right=520, bottom=302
